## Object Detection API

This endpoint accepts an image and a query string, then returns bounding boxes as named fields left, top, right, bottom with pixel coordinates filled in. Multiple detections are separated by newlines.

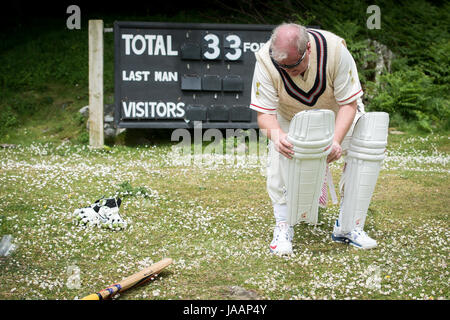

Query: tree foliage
left=0, top=0, right=448, bottom=134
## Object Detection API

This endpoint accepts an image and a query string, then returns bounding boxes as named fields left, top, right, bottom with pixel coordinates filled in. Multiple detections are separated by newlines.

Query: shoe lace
left=354, top=228, right=370, bottom=240
left=278, top=225, right=291, bottom=241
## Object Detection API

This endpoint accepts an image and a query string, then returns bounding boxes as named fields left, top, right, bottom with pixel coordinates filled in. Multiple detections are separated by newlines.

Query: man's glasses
left=271, top=48, right=307, bottom=69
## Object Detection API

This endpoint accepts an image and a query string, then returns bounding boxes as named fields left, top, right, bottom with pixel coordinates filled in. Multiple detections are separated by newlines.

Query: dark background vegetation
left=0, top=0, right=448, bottom=142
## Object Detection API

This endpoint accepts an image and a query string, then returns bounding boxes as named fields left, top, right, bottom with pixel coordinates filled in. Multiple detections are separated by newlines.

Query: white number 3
left=225, top=34, right=242, bottom=61
left=203, top=33, right=220, bottom=60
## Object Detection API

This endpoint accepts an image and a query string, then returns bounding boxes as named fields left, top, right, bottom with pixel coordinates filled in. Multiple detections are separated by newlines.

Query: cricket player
left=250, top=23, right=389, bottom=254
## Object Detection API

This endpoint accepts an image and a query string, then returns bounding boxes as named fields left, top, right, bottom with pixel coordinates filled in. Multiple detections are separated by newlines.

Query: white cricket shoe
left=331, top=220, right=377, bottom=249
left=269, top=223, right=293, bottom=255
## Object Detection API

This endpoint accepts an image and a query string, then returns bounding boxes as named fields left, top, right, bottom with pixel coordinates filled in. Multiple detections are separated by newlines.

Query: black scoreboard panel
left=114, top=21, right=274, bottom=129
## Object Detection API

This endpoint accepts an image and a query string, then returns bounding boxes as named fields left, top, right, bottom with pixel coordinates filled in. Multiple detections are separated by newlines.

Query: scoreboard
left=114, top=21, right=274, bottom=129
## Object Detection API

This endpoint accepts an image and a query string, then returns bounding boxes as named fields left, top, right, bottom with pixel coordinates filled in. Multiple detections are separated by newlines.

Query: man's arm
left=326, top=100, right=357, bottom=163
left=257, top=112, right=294, bottom=159
left=257, top=100, right=357, bottom=162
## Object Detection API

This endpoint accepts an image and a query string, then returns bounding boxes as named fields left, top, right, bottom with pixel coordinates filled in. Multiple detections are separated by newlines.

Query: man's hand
left=326, top=140, right=343, bottom=163
left=273, top=131, right=294, bottom=159
left=257, top=112, right=294, bottom=159
left=326, top=100, right=357, bottom=163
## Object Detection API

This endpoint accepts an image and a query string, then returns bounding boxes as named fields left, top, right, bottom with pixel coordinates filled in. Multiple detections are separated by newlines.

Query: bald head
left=270, top=23, right=309, bottom=62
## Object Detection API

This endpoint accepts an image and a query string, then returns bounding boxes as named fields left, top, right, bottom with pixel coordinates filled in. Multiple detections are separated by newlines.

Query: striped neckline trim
left=271, top=29, right=328, bottom=107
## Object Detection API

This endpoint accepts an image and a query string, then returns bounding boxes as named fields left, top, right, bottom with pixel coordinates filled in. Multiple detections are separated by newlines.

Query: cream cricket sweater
left=255, top=29, right=348, bottom=120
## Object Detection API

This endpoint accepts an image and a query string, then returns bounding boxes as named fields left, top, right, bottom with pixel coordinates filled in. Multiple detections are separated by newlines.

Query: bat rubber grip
left=80, top=294, right=100, bottom=300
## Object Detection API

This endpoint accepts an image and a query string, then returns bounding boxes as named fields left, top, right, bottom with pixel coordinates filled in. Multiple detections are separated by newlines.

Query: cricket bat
left=80, top=257, right=173, bottom=300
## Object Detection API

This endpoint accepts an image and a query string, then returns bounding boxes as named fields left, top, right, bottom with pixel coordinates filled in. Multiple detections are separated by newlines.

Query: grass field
left=0, top=2, right=448, bottom=302
left=0, top=131, right=448, bottom=300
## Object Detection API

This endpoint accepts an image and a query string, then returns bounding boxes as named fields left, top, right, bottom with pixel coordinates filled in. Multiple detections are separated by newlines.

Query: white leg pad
left=339, top=112, right=389, bottom=232
left=286, top=110, right=335, bottom=225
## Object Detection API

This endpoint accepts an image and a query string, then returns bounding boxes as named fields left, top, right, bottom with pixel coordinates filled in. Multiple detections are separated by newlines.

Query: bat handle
left=80, top=294, right=100, bottom=300
left=81, top=283, right=122, bottom=300
left=97, top=284, right=122, bottom=299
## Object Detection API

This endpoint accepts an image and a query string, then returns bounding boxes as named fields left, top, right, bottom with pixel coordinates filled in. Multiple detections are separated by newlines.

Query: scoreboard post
left=114, top=21, right=274, bottom=129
